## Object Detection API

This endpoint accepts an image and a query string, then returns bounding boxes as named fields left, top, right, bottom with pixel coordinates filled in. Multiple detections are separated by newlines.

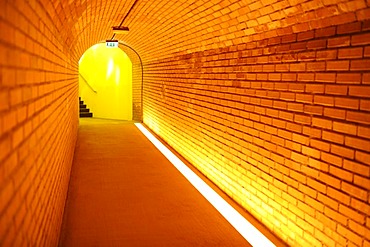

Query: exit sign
left=106, top=40, right=118, bottom=48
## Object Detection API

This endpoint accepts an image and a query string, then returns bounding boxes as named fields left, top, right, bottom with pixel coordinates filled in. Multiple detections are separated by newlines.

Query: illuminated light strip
left=135, top=123, right=276, bottom=247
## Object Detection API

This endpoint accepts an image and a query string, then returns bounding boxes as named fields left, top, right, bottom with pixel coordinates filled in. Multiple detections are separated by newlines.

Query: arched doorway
left=79, top=43, right=133, bottom=120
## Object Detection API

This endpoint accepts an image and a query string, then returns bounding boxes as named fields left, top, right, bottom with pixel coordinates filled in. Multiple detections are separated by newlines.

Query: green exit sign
left=106, top=40, right=118, bottom=48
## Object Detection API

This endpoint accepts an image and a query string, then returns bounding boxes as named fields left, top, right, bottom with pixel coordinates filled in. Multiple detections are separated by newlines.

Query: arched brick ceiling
left=43, top=0, right=369, bottom=64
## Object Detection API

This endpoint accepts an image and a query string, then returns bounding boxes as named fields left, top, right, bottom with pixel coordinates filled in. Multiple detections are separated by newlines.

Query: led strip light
left=135, top=123, right=276, bottom=247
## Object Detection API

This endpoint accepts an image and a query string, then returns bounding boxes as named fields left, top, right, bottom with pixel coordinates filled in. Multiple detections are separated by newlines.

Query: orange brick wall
left=0, top=1, right=78, bottom=246
left=141, top=3, right=370, bottom=247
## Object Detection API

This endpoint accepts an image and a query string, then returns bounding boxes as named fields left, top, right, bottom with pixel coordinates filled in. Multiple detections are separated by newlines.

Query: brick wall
left=141, top=1, right=370, bottom=246
left=0, top=1, right=78, bottom=246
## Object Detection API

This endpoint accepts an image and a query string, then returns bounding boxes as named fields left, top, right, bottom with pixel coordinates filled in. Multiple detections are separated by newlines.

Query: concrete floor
left=59, top=118, right=255, bottom=246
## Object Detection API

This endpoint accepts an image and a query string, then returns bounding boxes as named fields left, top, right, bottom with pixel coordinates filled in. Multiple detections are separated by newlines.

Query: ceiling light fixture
left=110, top=0, right=138, bottom=40
left=112, top=26, right=130, bottom=35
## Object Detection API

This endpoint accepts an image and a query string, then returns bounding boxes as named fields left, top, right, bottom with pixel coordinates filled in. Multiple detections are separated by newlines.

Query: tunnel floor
left=58, top=118, right=251, bottom=247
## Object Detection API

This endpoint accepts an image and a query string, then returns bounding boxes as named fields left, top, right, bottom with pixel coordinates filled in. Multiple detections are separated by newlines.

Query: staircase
left=79, top=97, right=93, bottom=118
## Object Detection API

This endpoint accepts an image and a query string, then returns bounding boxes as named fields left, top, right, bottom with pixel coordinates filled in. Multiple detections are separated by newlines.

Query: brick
left=356, top=8, right=370, bottom=21
left=346, top=111, right=370, bottom=124
left=0, top=90, right=10, bottom=112
left=322, top=130, right=344, bottom=144
left=10, top=88, right=23, bottom=106
left=298, top=51, right=316, bottom=62
left=365, top=46, right=370, bottom=57
left=0, top=135, right=12, bottom=164
left=303, top=126, right=322, bottom=139
left=358, top=126, right=370, bottom=139
left=307, top=177, right=326, bottom=194
left=307, top=61, right=325, bottom=71
left=315, top=26, right=336, bottom=38
left=344, top=159, right=370, bottom=176
left=306, top=84, right=325, bottom=93
left=324, top=107, right=345, bottom=120
left=322, top=152, right=342, bottom=168
left=316, top=50, right=337, bottom=60
left=354, top=175, right=370, bottom=190
left=337, top=22, right=362, bottom=34
left=351, top=59, right=370, bottom=71
left=338, top=47, right=363, bottom=59
left=331, top=145, right=355, bottom=160
left=351, top=198, right=370, bottom=215
left=360, top=99, right=370, bottom=111
left=304, top=105, right=324, bottom=116
left=315, top=73, right=336, bottom=83
left=297, top=31, right=314, bottom=41
left=329, top=165, right=353, bottom=182
left=281, top=34, right=297, bottom=43
left=328, top=36, right=351, bottom=48
left=349, top=85, right=370, bottom=97
left=336, top=73, right=362, bottom=84
left=295, top=73, right=313, bottom=82
left=355, top=150, right=370, bottom=166
left=327, top=60, right=350, bottom=71
left=290, top=63, right=306, bottom=71
left=352, top=33, right=370, bottom=46
left=298, top=183, right=317, bottom=197
left=342, top=182, right=368, bottom=201
left=308, top=157, right=328, bottom=172
left=364, top=73, right=370, bottom=84
left=312, top=117, right=332, bottom=129
left=2, top=110, right=17, bottom=133
left=307, top=39, right=327, bottom=49
left=314, top=95, right=334, bottom=106
left=325, top=85, right=347, bottom=95
left=296, top=94, right=313, bottom=104
left=334, top=97, right=359, bottom=110
left=327, top=187, right=350, bottom=206
left=292, top=23, right=310, bottom=33
left=345, top=136, right=370, bottom=152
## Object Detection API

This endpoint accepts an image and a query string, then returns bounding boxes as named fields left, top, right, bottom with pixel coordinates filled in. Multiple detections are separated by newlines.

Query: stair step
left=80, top=108, right=90, bottom=113
left=79, top=97, right=93, bottom=118
left=80, top=112, right=93, bottom=117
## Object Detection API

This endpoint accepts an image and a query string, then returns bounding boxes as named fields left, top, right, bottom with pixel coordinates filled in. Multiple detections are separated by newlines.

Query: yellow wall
left=79, top=43, right=133, bottom=120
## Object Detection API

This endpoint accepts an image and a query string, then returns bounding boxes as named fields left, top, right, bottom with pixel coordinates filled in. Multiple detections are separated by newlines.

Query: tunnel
left=0, top=0, right=370, bottom=246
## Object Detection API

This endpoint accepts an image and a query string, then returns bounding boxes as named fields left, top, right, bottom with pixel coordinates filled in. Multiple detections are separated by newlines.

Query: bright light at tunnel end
left=135, top=123, right=276, bottom=247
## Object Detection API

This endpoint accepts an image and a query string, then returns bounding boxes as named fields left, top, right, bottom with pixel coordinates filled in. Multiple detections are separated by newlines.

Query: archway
left=79, top=43, right=133, bottom=120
